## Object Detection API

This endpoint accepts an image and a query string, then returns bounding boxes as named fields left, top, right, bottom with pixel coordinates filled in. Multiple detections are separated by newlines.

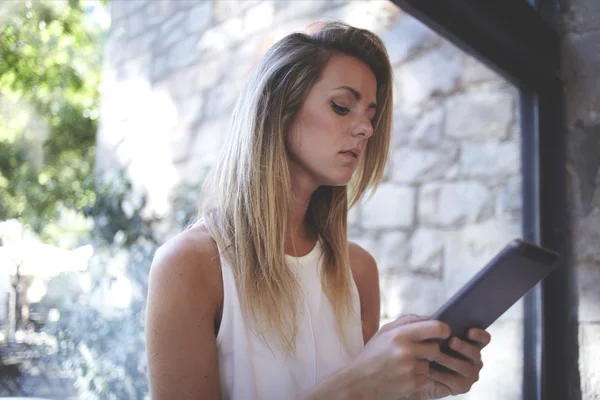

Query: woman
left=145, top=21, right=491, bottom=400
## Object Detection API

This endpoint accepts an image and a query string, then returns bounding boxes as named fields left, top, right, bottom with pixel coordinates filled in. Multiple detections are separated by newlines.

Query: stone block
left=159, top=12, right=187, bottom=50
left=378, top=231, right=409, bottom=274
left=127, top=12, right=147, bottom=39
left=107, top=18, right=128, bottom=52
left=203, top=79, right=245, bottom=118
left=460, top=54, right=501, bottom=86
left=362, top=184, right=415, bottom=230
left=152, top=54, right=170, bottom=83
left=178, top=93, right=204, bottom=126
left=391, top=145, right=458, bottom=184
left=383, top=14, right=438, bottom=66
left=408, top=106, right=444, bottom=147
left=391, top=109, right=416, bottom=148
left=562, top=30, right=600, bottom=127
left=194, top=58, right=224, bottom=92
left=418, top=181, right=493, bottom=228
left=348, top=233, right=381, bottom=264
left=459, top=141, right=520, bottom=178
left=110, top=0, right=129, bottom=22
left=146, top=0, right=174, bottom=26
left=445, top=90, right=514, bottom=140
left=409, top=228, right=443, bottom=277
left=321, top=0, right=400, bottom=34
left=496, top=175, right=522, bottom=221
left=453, top=320, right=523, bottom=400
left=442, top=218, right=523, bottom=320
left=379, top=273, right=445, bottom=318
left=579, top=323, right=600, bottom=400
left=577, top=266, right=600, bottom=323
left=187, top=2, right=213, bottom=35
left=197, top=19, right=243, bottom=57
left=213, top=0, right=260, bottom=23
left=398, top=42, right=463, bottom=106
left=125, top=0, right=148, bottom=14
left=174, top=0, right=197, bottom=12
left=274, top=0, right=330, bottom=23
left=125, top=32, right=156, bottom=60
left=242, top=1, right=275, bottom=36
left=168, top=35, right=199, bottom=70
left=227, top=37, right=263, bottom=81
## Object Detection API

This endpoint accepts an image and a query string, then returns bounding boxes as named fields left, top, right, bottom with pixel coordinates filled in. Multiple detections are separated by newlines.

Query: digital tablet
left=428, top=238, right=560, bottom=370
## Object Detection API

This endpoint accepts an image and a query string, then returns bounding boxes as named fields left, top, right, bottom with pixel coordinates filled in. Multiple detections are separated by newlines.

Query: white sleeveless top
left=216, top=241, right=365, bottom=400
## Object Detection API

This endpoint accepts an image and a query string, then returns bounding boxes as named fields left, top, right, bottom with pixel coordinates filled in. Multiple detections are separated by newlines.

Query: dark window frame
left=388, top=1, right=574, bottom=399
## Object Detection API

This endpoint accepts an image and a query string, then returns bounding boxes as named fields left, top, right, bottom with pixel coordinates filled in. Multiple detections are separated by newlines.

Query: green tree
left=0, top=0, right=107, bottom=240
left=0, top=2, right=166, bottom=398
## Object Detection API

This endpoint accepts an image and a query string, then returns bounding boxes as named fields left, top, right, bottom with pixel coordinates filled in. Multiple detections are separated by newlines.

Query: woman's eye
left=331, top=102, right=350, bottom=116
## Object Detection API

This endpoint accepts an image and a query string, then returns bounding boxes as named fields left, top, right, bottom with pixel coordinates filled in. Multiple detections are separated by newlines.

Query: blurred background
left=0, top=0, right=596, bottom=399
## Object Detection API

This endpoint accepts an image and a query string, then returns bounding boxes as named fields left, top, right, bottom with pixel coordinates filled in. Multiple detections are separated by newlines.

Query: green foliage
left=1, top=1, right=208, bottom=398
left=0, top=0, right=105, bottom=239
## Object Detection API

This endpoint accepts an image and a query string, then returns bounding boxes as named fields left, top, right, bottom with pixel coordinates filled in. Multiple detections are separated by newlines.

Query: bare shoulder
left=145, top=224, right=222, bottom=399
left=152, top=224, right=220, bottom=272
left=348, top=241, right=378, bottom=279
left=149, top=225, right=223, bottom=305
left=348, top=241, right=380, bottom=343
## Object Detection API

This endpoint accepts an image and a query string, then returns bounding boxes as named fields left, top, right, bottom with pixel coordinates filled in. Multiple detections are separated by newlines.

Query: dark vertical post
left=520, top=89, right=541, bottom=400
left=537, top=79, right=578, bottom=400
left=385, top=2, right=572, bottom=399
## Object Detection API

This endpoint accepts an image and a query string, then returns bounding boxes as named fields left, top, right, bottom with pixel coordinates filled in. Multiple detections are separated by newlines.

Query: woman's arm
left=349, top=242, right=381, bottom=344
left=145, top=228, right=223, bottom=399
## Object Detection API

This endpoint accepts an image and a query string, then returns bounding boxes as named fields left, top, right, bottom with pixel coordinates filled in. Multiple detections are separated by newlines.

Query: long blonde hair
left=197, top=21, right=393, bottom=354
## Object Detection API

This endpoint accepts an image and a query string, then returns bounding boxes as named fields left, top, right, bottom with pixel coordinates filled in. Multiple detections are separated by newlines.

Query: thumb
left=392, top=314, right=430, bottom=327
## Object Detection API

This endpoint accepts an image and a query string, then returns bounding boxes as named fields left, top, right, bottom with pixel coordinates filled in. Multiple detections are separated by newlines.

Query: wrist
left=407, top=391, right=428, bottom=400
left=298, top=365, right=362, bottom=400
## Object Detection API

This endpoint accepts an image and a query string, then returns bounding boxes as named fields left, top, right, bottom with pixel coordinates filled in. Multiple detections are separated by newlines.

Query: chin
left=323, top=173, right=354, bottom=187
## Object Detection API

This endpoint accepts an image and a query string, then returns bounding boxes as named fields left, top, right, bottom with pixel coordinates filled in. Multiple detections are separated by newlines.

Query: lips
left=340, top=148, right=361, bottom=159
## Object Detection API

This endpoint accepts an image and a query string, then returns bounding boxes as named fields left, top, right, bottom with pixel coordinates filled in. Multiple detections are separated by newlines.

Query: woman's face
left=286, top=54, right=378, bottom=191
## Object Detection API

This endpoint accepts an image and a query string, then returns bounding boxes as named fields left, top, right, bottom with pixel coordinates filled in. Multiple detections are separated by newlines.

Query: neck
left=286, top=176, right=319, bottom=252
left=289, top=190, right=312, bottom=241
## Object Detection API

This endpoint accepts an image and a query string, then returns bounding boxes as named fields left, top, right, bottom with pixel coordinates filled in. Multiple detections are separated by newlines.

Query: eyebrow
left=334, top=86, right=377, bottom=110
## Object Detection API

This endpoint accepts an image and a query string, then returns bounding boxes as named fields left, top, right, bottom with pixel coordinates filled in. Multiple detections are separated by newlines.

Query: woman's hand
left=345, top=315, right=453, bottom=400
left=300, top=314, right=451, bottom=400
left=424, top=327, right=491, bottom=399
left=398, top=315, right=491, bottom=400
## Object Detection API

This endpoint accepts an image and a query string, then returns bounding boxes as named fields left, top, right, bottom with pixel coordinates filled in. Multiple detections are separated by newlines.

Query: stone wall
left=562, top=0, right=600, bottom=398
left=99, top=1, right=523, bottom=399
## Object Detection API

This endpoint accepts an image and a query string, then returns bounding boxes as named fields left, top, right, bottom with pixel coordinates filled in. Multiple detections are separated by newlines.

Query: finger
left=448, top=337, right=482, bottom=365
left=415, top=359, right=430, bottom=377
left=467, top=328, right=491, bottom=348
left=428, top=367, right=471, bottom=396
left=388, top=314, right=429, bottom=328
left=411, top=340, right=443, bottom=361
left=433, top=351, right=481, bottom=379
left=403, top=320, right=451, bottom=342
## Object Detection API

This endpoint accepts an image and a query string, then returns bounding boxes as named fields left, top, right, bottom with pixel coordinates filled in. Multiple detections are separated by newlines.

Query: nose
left=352, top=117, right=374, bottom=139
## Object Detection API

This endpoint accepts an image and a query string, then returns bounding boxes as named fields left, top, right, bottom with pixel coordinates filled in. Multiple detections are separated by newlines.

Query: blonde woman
left=145, top=22, right=491, bottom=400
